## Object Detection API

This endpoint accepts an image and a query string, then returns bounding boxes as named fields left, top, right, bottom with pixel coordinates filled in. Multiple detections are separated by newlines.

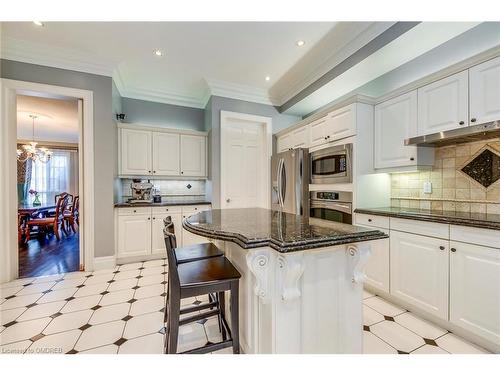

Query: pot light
left=33, top=21, right=44, bottom=27
left=296, top=40, right=305, bottom=47
left=265, top=76, right=270, bottom=81
left=153, top=49, right=164, bottom=57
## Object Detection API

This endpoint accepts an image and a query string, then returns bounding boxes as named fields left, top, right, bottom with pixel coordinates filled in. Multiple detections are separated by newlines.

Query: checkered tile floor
left=0, top=260, right=490, bottom=354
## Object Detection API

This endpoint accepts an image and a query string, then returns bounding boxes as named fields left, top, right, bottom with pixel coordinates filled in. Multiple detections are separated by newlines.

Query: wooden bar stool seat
left=163, top=222, right=241, bottom=354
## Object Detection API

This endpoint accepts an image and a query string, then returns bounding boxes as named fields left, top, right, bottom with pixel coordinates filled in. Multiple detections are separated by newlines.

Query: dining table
left=18, top=197, right=57, bottom=242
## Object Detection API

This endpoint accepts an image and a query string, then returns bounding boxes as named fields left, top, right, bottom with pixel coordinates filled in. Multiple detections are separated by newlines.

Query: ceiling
left=17, top=94, right=79, bottom=143
left=1, top=21, right=393, bottom=111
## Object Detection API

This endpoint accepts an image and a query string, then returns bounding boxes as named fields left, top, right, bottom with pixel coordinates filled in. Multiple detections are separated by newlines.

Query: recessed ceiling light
left=265, top=76, right=270, bottom=81
left=153, top=49, right=164, bottom=57
left=33, top=21, right=44, bottom=27
left=296, top=40, right=305, bottom=47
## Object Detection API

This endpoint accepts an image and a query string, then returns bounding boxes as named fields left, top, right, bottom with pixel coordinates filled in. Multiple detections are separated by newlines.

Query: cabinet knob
left=226, top=198, right=231, bottom=203
left=181, top=171, right=184, bottom=174
left=153, top=217, right=156, bottom=220
left=459, top=121, right=465, bottom=125
left=133, top=210, right=137, bottom=213
left=451, top=248, right=457, bottom=252
left=153, top=170, right=156, bottom=174
left=439, top=246, right=445, bottom=250
left=410, top=157, right=415, bottom=161
left=368, top=219, right=372, bottom=222
left=148, top=170, right=151, bottom=173
left=148, top=217, right=151, bottom=220
left=471, top=118, right=477, bottom=123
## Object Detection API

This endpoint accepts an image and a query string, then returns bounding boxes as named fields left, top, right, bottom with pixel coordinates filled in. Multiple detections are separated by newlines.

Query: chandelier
left=17, top=115, right=52, bottom=164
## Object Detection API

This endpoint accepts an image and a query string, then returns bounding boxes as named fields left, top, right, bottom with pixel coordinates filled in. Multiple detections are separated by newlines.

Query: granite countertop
left=183, top=208, right=388, bottom=252
left=115, top=197, right=211, bottom=208
left=355, top=207, right=500, bottom=230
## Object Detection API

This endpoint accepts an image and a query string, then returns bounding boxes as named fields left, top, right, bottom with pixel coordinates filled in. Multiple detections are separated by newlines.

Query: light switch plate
left=423, top=181, right=432, bottom=194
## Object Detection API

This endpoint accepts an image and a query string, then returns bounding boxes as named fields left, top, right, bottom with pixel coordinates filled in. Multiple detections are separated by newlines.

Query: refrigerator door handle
left=280, top=158, right=286, bottom=207
left=277, top=158, right=283, bottom=207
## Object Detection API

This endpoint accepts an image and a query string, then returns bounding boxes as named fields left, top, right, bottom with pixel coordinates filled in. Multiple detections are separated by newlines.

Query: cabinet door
left=450, top=241, right=500, bottom=344
left=374, top=91, right=418, bottom=169
left=290, top=126, right=310, bottom=149
left=181, top=206, right=210, bottom=246
left=277, top=133, right=291, bottom=153
left=117, top=214, right=151, bottom=258
left=180, top=134, right=206, bottom=177
left=152, top=132, right=180, bottom=176
left=418, top=71, right=468, bottom=135
left=120, top=129, right=152, bottom=175
left=390, top=230, right=449, bottom=319
left=151, top=213, right=182, bottom=254
left=364, top=229, right=390, bottom=293
left=326, top=104, right=356, bottom=141
left=309, top=116, right=328, bottom=148
left=470, top=56, right=500, bottom=125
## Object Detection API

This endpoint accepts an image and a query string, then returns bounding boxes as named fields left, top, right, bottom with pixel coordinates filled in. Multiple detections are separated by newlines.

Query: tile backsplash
left=120, top=179, right=206, bottom=198
left=390, top=138, right=500, bottom=215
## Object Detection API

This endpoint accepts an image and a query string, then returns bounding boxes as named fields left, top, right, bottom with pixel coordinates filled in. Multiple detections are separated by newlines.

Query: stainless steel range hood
left=405, top=121, right=500, bottom=147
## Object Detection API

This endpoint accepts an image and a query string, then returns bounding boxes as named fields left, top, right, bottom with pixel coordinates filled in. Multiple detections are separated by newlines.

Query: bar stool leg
left=217, top=291, right=226, bottom=341
left=230, top=281, right=240, bottom=354
left=167, top=289, right=181, bottom=354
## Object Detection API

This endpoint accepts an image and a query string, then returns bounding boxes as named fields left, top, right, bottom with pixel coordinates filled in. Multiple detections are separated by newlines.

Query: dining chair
left=64, top=195, right=79, bottom=233
left=25, top=194, right=70, bottom=241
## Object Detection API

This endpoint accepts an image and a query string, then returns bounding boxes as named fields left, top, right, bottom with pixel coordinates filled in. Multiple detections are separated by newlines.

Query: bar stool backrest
left=163, top=216, right=180, bottom=289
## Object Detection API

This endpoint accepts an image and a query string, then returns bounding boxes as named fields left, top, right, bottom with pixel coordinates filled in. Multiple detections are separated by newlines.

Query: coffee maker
left=129, top=179, right=153, bottom=203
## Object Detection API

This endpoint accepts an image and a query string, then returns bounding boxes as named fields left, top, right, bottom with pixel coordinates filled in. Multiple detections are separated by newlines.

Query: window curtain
left=17, top=146, right=32, bottom=203
left=29, top=150, right=72, bottom=201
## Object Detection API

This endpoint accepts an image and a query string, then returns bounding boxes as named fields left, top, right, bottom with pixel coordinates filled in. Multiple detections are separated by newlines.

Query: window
left=30, top=150, right=71, bottom=198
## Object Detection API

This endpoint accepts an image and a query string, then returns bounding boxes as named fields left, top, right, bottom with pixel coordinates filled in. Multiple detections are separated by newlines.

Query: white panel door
left=374, top=91, right=418, bottom=169
left=151, top=212, right=182, bottom=253
left=326, top=104, right=356, bottom=141
left=221, top=114, right=268, bottom=209
left=364, top=229, right=390, bottom=293
left=117, top=214, right=151, bottom=258
left=309, top=116, right=328, bottom=148
left=180, top=134, right=206, bottom=177
left=277, top=133, right=291, bottom=153
left=152, top=132, right=180, bottom=176
left=450, top=241, right=500, bottom=344
left=390, top=230, right=449, bottom=319
left=290, top=125, right=310, bottom=149
left=120, top=129, right=152, bottom=175
left=418, top=71, right=469, bottom=135
left=470, top=56, right=500, bottom=125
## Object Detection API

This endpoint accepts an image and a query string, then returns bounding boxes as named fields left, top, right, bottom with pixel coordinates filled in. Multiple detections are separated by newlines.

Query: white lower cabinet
left=181, top=205, right=211, bottom=246
left=449, top=241, right=500, bottom=344
left=117, top=208, right=152, bottom=258
left=390, top=230, right=449, bottom=320
left=364, top=233, right=390, bottom=293
left=151, top=207, right=183, bottom=254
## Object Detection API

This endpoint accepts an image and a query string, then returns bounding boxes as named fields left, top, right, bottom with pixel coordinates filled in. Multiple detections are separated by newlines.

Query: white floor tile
left=176, top=322, right=208, bottom=353
left=212, top=346, right=233, bottom=354
left=0, top=317, right=51, bottom=345
left=134, top=284, right=164, bottom=300
left=78, top=344, right=118, bottom=354
left=0, top=286, right=23, bottom=298
left=37, top=288, right=77, bottom=304
left=114, top=270, right=140, bottom=281
left=31, top=274, right=64, bottom=284
left=0, top=307, right=26, bottom=325
left=119, top=333, right=164, bottom=354
left=129, top=296, right=164, bottom=316
left=74, top=320, right=125, bottom=351
left=394, top=312, right=447, bottom=339
left=363, top=305, right=385, bottom=326
left=363, top=331, right=398, bottom=354
left=138, top=274, right=164, bottom=287
left=0, top=278, right=35, bottom=289
left=436, top=333, right=489, bottom=354
left=118, top=262, right=143, bottom=271
left=100, top=289, right=135, bottom=306
left=73, top=283, right=108, bottom=298
left=0, top=340, right=33, bottom=354
left=26, top=329, right=81, bottom=354
left=140, top=266, right=165, bottom=276
left=16, top=282, right=56, bottom=296
left=92, top=267, right=118, bottom=275
left=61, top=294, right=102, bottom=313
left=52, top=278, right=87, bottom=290
left=84, top=274, right=114, bottom=286
left=363, top=290, right=375, bottom=300
left=107, top=278, right=137, bottom=292
left=0, top=293, right=43, bottom=310
left=205, top=317, right=223, bottom=344
left=89, top=303, right=130, bottom=325
left=17, top=301, right=66, bottom=322
left=411, top=344, right=448, bottom=354
left=370, top=321, right=425, bottom=353
left=123, top=312, right=163, bottom=339
left=143, top=259, right=165, bottom=268
left=63, top=272, right=91, bottom=280
left=43, top=309, right=93, bottom=335
left=363, top=296, right=406, bottom=317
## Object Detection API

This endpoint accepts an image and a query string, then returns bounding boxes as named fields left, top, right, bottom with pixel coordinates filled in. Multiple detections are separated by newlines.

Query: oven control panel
left=316, top=191, right=339, bottom=200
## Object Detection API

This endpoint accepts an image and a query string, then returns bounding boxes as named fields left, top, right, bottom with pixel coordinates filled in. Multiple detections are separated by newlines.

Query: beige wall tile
left=409, top=179, right=420, bottom=189
left=486, top=188, right=500, bottom=202
left=443, top=202, right=456, bottom=212
left=431, top=201, right=443, bottom=210
left=391, top=199, right=401, bottom=208
left=470, top=203, right=486, bottom=214
left=400, top=200, right=410, bottom=208
left=443, top=188, right=456, bottom=199
left=455, top=202, right=470, bottom=213
left=456, top=189, right=470, bottom=200
left=409, top=188, right=420, bottom=198
left=487, top=203, right=500, bottom=215
left=443, top=178, right=456, bottom=188
left=409, top=200, right=420, bottom=208
left=442, top=169, right=455, bottom=178
left=470, top=188, right=486, bottom=200
left=430, top=188, right=442, bottom=198
left=455, top=176, right=470, bottom=189
left=419, top=200, right=431, bottom=210
left=442, top=158, right=455, bottom=169
left=455, top=144, right=470, bottom=157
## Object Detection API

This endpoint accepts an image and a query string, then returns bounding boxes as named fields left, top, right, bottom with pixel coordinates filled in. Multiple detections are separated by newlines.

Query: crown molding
left=205, top=78, right=279, bottom=106
left=1, top=36, right=115, bottom=77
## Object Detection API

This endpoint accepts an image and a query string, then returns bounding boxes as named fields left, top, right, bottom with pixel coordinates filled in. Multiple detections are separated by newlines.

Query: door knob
left=471, top=118, right=477, bottom=123
left=226, top=198, right=231, bottom=203
left=459, top=121, right=465, bottom=125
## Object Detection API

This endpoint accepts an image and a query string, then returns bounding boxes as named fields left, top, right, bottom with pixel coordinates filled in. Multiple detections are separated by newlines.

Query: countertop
left=183, top=208, right=388, bottom=252
left=114, top=197, right=211, bottom=208
left=355, top=207, right=500, bottom=230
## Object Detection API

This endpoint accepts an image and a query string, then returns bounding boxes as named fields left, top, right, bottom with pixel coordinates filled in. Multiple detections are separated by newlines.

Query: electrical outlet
left=423, top=181, right=432, bottom=194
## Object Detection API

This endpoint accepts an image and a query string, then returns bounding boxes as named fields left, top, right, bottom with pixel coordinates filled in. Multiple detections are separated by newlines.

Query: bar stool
left=163, top=225, right=241, bottom=354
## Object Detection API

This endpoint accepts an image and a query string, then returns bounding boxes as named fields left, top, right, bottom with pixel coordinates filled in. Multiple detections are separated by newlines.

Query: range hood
left=405, top=121, right=500, bottom=147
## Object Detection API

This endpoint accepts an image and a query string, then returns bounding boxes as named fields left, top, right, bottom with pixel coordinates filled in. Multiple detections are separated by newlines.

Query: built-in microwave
left=310, top=144, right=352, bottom=184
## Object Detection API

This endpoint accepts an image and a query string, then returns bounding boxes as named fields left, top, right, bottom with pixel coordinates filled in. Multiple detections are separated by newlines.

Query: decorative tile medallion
left=461, top=147, right=500, bottom=188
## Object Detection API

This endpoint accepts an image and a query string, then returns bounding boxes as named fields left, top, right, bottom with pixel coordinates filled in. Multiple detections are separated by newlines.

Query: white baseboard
left=92, top=256, right=116, bottom=271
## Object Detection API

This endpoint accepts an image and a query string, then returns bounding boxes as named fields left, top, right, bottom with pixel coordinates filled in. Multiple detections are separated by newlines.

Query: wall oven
left=309, top=191, right=352, bottom=225
left=310, top=144, right=352, bottom=184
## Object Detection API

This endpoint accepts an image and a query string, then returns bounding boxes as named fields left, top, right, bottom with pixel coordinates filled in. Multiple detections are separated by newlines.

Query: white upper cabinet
left=309, top=116, right=329, bottom=148
left=325, top=103, right=357, bottom=141
left=277, top=132, right=291, bottom=153
left=470, top=56, right=500, bottom=125
left=152, top=132, right=180, bottom=176
left=180, top=134, right=206, bottom=177
left=374, top=91, right=419, bottom=169
left=418, top=71, right=469, bottom=135
left=449, top=241, right=500, bottom=344
left=120, top=128, right=152, bottom=175
left=290, top=126, right=310, bottom=149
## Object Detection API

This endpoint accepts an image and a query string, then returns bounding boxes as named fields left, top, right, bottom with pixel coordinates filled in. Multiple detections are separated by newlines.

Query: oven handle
left=310, top=200, right=352, bottom=214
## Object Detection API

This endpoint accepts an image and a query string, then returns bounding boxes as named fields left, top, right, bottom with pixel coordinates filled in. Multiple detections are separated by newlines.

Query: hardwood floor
left=18, top=232, right=80, bottom=278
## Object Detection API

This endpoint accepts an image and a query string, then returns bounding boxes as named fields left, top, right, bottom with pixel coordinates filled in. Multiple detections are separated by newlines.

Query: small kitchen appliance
left=129, top=179, right=153, bottom=203
left=310, top=143, right=353, bottom=184
left=309, top=190, right=353, bottom=225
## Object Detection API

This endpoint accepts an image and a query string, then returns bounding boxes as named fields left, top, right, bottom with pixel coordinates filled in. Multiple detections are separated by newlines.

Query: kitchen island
left=183, top=208, right=388, bottom=354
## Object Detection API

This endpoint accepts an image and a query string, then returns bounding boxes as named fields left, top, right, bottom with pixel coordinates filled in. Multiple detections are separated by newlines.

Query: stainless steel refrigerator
left=271, top=148, right=310, bottom=215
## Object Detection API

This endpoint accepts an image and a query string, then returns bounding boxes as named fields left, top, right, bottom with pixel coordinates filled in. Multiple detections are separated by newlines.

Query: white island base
left=212, top=240, right=373, bottom=354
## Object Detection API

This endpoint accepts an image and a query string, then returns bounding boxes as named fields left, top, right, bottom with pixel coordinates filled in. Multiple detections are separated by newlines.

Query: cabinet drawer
left=117, top=207, right=151, bottom=216
left=355, top=213, right=389, bottom=229
left=152, top=206, right=182, bottom=215
left=450, top=225, right=500, bottom=249
left=181, top=205, right=211, bottom=214
left=390, top=217, right=449, bottom=239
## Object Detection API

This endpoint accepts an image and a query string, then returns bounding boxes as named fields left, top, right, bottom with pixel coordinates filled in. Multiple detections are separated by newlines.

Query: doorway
left=220, top=111, right=272, bottom=209
left=16, top=94, right=81, bottom=277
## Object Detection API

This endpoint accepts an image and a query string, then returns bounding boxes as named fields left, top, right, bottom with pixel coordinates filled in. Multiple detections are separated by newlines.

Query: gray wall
left=1, top=59, right=116, bottom=258
left=121, top=97, right=204, bottom=131
left=205, top=95, right=300, bottom=207
left=112, top=80, right=122, bottom=118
